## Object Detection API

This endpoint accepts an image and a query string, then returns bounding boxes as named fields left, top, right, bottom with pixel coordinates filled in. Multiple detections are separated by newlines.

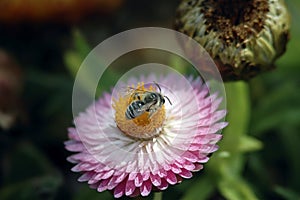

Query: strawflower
left=65, top=74, right=227, bottom=198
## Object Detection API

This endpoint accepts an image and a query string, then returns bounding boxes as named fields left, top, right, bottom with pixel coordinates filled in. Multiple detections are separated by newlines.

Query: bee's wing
left=137, top=104, right=149, bottom=113
left=117, top=86, right=136, bottom=97
left=123, top=87, right=153, bottom=98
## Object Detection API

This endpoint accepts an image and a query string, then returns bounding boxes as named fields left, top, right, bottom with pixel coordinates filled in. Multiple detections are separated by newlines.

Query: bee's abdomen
left=125, top=100, right=144, bottom=120
left=125, top=104, right=136, bottom=119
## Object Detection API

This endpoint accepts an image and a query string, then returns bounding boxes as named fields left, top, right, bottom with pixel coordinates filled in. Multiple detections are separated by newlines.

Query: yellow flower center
left=113, top=82, right=166, bottom=140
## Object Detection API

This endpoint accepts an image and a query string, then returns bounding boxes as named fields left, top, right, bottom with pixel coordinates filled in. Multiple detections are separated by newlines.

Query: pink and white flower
left=65, top=74, right=227, bottom=198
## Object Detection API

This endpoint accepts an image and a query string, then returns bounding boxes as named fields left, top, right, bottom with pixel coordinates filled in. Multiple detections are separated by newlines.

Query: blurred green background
left=0, top=0, right=299, bottom=200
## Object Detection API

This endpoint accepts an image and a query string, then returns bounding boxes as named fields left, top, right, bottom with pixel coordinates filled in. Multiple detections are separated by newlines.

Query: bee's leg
left=147, top=107, right=157, bottom=119
left=148, top=110, right=154, bottom=119
left=133, top=93, right=140, bottom=100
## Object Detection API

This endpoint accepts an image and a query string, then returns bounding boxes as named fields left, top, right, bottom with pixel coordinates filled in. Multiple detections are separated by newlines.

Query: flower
left=65, top=74, right=227, bottom=198
left=174, top=0, right=290, bottom=80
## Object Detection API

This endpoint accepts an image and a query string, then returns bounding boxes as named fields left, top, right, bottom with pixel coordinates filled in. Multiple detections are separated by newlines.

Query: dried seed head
left=174, top=0, right=290, bottom=80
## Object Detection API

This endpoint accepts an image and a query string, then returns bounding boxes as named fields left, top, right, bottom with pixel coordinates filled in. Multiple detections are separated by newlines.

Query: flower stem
left=153, top=192, right=163, bottom=200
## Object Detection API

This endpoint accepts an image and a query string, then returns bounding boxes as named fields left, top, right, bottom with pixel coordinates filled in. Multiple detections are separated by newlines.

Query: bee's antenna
left=164, top=96, right=172, bottom=105
left=153, top=81, right=161, bottom=93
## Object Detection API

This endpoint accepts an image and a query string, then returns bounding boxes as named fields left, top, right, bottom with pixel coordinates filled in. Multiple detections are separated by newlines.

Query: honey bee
left=125, top=82, right=172, bottom=120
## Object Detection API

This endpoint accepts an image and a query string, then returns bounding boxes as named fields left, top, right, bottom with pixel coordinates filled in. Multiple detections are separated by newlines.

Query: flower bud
left=174, top=0, right=290, bottom=80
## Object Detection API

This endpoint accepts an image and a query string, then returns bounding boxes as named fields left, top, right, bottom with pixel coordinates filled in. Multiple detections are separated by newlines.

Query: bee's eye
left=151, top=94, right=157, bottom=98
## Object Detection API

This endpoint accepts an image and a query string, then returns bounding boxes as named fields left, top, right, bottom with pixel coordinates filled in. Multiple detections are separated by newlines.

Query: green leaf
left=219, top=178, right=259, bottom=200
left=73, top=30, right=91, bottom=59
left=0, top=175, right=62, bottom=200
left=73, top=186, right=113, bottom=200
left=274, top=186, right=300, bottom=200
left=206, top=81, right=259, bottom=199
left=209, top=81, right=253, bottom=174
left=64, top=51, right=83, bottom=78
left=181, top=175, right=215, bottom=200
left=64, top=29, right=91, bottom=78
left=221, top=81, right=251, bottom=150
left=64, top=29, right=118, bottom=97
left=3, top=142, right=58, bottom=183
left=238, top=135, right=263, bottom=152
left=153, top=192, right=163, bottom=200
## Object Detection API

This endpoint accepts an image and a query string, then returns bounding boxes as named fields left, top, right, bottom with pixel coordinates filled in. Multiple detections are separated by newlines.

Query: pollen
left=113, top=82, right=166, bottom=140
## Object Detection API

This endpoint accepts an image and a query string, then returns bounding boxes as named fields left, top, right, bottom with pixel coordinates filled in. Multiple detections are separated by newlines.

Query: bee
left=125, top=82, right=172, bottom=120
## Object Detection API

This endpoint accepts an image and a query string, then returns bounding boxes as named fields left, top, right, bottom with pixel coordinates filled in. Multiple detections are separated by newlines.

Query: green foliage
left=206, top=82, right=261, bottom=200
left=0, top=143, right=62, bottom=200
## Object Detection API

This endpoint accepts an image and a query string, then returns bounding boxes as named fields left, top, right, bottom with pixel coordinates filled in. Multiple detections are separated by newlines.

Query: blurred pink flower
left=65, top=74, right=227, bottom=198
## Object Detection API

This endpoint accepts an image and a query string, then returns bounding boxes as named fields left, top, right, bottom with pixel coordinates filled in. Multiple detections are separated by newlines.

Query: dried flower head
left=175, top=0, right=290, bottom=80
left=65, top=74, right=227, bottom=198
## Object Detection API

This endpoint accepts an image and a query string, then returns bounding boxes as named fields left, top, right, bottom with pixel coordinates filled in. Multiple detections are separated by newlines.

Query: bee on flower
left=125, top=82, right=172, bottom=120
left=65, top=74, right=227, bottom=198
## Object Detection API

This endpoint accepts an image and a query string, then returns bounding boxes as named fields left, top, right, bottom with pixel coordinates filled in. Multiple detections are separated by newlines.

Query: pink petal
left=182, top=162, right=195, bottom=171
left=166, top=171, right=177, bottom=185
left=113, top=181, right=126, bottom=198
left=188, top=143, right=203, bottom=151
left=182, top=151, right=198, bottom=162
left=128, top=172, right=137, bottom=181
left=134, top=173, right=143, bottom=187
left=78, top=172, right=94, bottom=182
left=171, top=164, right=182, bottom=174
left=157, top=168, right=167, bottom=178
left=88, top=177, right=99, bottom=185
left=107, top=176, right=119, bottom=190
left=125, top=180, right=136, bottom=196
left=67, top=128, right=80, bottom=140
left=66, top=156, right=78, bottom=164
left=192, top=164, right=203, bottom=172
left=156, top=178, right=168, bottom=190
left=116, top=173, right=127, bottom=183
left=193, top=134, right=222, bottom=144
left=198, top=144, right=219, bottom=153
left=101, top=169, right=114, bottom=179
left=163, top=164, right=171, bottom=171
left=198, top=155, right=209, bottom=163
left=140, top=180, right=152, bottom=196
left=179, top=169, right=193, bottom=179
left=142, top=171, right=150, bottom=181
left=65, top=141, right=85, bottom=152
left=95, top=164, right=110, bottom=172
left=71, top=163, right=85, bottom=172
left=176, top=175, right=183, bottom=183
left=97, top=179, right=109, bottom=192
left=150, top=173, right=161, bottom=187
